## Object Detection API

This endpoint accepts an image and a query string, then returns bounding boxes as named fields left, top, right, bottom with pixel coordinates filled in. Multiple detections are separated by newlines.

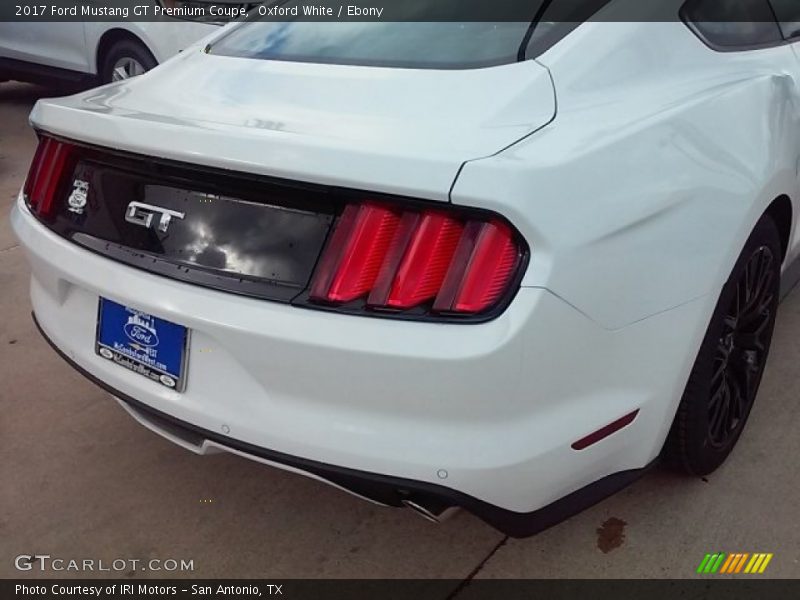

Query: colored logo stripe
left=744, top=553, right=773, bottom=574
left=721, top=553, right=748, bottom=573
left=698, top=553, right=773, bottom=574
left=697, top=554, right=712, bottom=573
left=697, top=553, right=726, bottom=573
left=719, top=554, right=736, bottom=573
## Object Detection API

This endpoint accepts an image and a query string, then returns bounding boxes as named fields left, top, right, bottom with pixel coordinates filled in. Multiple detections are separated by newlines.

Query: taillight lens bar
left=310, top=202, right=524, bottom=316
left=433, top=220, right=519, bottom=314
left=309, top=204, right=402, bottom=303
left=23, top=135, right=79, bottom=219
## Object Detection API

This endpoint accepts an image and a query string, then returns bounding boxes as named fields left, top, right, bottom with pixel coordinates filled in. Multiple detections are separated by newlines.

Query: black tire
left=100, top=39, right=157, bottom=85
left=663, top=215, right=781, bottom=475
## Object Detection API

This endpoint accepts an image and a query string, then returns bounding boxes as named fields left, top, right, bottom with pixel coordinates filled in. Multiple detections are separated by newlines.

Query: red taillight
left=433, top=221, right=519, bottom=314
left=23, top=136, right=78, bottom=218
left=369, top=211, right=464, bottom=309
left=310, top=202, right=522, bottom=316
left=310, top=204, right=401, bottom=303
left=23, top=136, right=50, bottom=201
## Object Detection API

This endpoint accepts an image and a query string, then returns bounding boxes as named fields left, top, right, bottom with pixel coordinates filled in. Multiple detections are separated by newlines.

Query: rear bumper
left=12, top=195, right=712, bottom=534
left=33, top=313, right=655, bottom=537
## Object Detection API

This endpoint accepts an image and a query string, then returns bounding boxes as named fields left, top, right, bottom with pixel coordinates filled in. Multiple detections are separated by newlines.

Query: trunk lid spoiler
left=30, top=49, right=556, bottom=201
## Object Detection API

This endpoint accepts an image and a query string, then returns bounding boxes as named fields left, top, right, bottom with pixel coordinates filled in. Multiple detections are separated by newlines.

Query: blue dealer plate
left=96, top=298, right=189, bottom=391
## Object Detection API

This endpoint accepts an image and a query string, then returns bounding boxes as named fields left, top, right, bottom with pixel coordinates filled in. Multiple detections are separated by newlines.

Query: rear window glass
left=210, top=21, right=533, bottom=69
left=208, top=0, right=611, bottom=69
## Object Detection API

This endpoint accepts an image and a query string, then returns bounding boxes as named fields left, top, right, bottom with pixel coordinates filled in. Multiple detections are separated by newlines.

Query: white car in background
left=0, top=2, right=255, bottom=87
left=10, top=0, right=800, bottom=536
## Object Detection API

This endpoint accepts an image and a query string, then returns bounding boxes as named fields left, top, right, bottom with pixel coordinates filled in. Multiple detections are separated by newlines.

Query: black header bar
left=0, top=0, right=783, bottom=23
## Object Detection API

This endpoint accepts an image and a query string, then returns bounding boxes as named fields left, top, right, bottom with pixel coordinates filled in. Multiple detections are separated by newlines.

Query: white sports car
left=10, top=0, right=800, bottom=536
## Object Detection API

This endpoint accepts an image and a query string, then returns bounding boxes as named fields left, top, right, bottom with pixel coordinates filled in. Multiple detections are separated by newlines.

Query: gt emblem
left=125, top=201, right=185, bottom=233
left=67, top=179, right=89, bottom=214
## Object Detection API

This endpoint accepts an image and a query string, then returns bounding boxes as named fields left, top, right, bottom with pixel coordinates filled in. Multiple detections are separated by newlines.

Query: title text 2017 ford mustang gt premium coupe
left=10, top=0, right=800, bottom=535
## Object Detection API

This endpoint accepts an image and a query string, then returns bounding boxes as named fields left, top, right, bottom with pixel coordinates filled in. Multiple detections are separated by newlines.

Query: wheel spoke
left=727, top=368, right=747, bottom=423
left=111, top=58, right=146, bottom=82
left=736, top=330, right=765, bottom=354
left=710, top=382, right=730, bottom=443
left=739, top=293, right=773, bottom=331
left=742, top=250, right=773, bottom=315
left=755, top=252, right=773, bottom=298
left=112, top=66, right=128, bottom=81
left=711, top=358, right=726, bottom=384
left=707, top=244, right=776, bottom=449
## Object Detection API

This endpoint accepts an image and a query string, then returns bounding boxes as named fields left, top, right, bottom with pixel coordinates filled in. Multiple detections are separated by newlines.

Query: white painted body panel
left=12, top=198, right=710, bottom=511
left=27, top=52, right=556, bottom=201
left=0, top=23, right=89, bottom=71
left=11, top=17, right=800, bottom=516
left=458, top=21, right=800, bottom=329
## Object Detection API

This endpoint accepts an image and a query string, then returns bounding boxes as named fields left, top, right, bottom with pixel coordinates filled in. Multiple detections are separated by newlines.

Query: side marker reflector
left=571, top=410, right=639, bottom=451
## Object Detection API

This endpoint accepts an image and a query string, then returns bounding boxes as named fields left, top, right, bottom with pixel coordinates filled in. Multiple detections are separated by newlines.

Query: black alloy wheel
left=707, top=245, right=776, bottom=448
left=664, top=215, right=781, bottom=475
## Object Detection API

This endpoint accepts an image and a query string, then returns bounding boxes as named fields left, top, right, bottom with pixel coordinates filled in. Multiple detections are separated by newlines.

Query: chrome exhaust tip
left=402, top=498, right=460, bottom=523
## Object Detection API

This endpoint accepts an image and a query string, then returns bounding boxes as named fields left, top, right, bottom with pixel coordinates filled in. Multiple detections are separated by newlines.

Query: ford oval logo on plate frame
left=123, top=315, right=160, bottom=348
left=96, top=298, right=190, bottom=392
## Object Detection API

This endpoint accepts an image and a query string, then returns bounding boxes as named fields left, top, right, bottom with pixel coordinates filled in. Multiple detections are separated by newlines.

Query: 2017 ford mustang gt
left=10, top=0, right=800, bottom=536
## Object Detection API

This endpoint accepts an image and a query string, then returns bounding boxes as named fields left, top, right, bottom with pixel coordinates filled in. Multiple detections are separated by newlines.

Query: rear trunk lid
left=29, top=48, right=556, bottom=201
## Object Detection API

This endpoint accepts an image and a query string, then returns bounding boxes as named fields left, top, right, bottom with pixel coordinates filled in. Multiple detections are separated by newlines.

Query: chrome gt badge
left=125, top=201, right=185, bottom=233
left=67, top=179, right=89, bottom=214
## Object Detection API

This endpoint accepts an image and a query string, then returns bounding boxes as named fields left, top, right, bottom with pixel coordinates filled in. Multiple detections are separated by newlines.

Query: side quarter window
left=769, top=0, right=800, bottom=39
left=682, top=0, right=784, bottom=50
